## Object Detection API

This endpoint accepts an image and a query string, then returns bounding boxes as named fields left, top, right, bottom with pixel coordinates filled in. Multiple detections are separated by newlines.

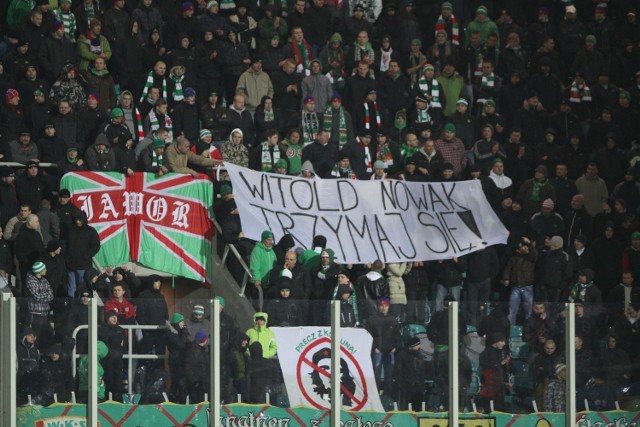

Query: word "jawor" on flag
left=225, top=164, right=508, bottom=264
left=272, top=326, right=384, bottom=413
left=60, top=172, right=215, bottom=282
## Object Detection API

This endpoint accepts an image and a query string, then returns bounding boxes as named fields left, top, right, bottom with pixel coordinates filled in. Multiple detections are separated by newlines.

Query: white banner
left=226, top=164, right=509, bottom=264
left=271, top=326, right=384, bottom=412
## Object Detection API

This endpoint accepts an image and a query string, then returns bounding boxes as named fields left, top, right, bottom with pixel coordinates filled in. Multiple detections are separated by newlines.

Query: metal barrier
left=71, top=324, right=167, bottom=395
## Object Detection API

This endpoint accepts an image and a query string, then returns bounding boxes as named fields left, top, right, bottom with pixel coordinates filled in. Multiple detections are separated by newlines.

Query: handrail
left=212, top=217, right=255, bottom=297
left=71, top=324, right=167, bottom=395
left=0, top=162, right=58, bottom=168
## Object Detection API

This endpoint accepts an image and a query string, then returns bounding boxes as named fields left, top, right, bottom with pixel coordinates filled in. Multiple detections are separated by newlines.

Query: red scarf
left=358, top=138, right=372, bottom=172
left=291, top=39, right=312, bottom=68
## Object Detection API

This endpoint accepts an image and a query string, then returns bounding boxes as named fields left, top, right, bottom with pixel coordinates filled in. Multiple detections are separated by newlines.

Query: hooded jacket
left=77, top=340, right=108, bottom=397
left=245, top=312, right=277, bottom=358
left=85, top=134, right=117, bottom=171
left=65, top=211, right=100, bottom=271
left=249, top=239, right=277, bottom=286
left=221, top=128, right=249, bottom=167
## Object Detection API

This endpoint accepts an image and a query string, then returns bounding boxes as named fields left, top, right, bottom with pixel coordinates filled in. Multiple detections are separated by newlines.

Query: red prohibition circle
left=295, top=336, right=369, bottom=411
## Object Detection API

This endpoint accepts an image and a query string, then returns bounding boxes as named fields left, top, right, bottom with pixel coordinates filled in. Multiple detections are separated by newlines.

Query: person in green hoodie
left=249, top=230, right=277, bottom=298
left=7, top=0, right=35, bottom=32
left=77, top=340, right=108, bottom=402
left=464, top=6, right=500, bottom=46
left=281, top=128, right=303, bottom=175
left=319, top=33, right=346, bottom=90
left=437, top=60, right=470, bottom=117
left=245, top=312, right=277, bottom=358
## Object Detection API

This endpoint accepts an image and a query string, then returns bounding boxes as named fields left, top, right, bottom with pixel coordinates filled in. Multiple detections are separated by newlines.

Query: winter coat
left=246, top=341, right=277, bottom=403
left=38, top=35, right=77, bottom=83
left=245, top=312, right=277, bottom=359
left=249, top=242, right=277, bottom=286
left=434, top=257, right=467, bottom=287
left=200, top=104, right=230, bottom=141
left=184, top=342, right=210, bottom=386
left=77, top=34, right=112, bottom=72
left=221, top=128, right=250, bottom=167
left=386, top=263, right=409, bottom=305
left=136, top=289, right=168, bottom=326
left=365, top=310, right=401, bottom=352
left=502, top=243, right=538, bottom=285
left=65, top=211, right=100, bottom=271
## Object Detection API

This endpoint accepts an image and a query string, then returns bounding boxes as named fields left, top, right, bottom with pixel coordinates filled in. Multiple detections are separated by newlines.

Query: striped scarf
left=376, top=143, right=393, bottom=166
left=359, top=139, right=372, bottom=173
left=302, top=112, right=319, bottom=146
left=323, top=106, right=348, bottom=149
left=134, top=108, right=144, bottom=140
left=260, top=142, right=280, bottom=171
left=140, top=72, right=167, bottom=103
left=473, top=49, right=484, bottom=77
left=171, top=74, right=184, bottom=102
left=417, top=77, right=441, bottom=108
left=292, top=39, right=312, bottom=70
left=151, top=152, right=163, bottom=167
left=85, top=4, right=95, bottom=24
left=409, top=52, right=427, bottom=84
left=363, top=101, right=380, bottom=130
left=481, top=73, right=495, bottom=87
left=53, top=9, right=77, bottom=42
left=435, top=14, right=459, bottom=46
left=148, top=110, right=173, bottom=137
left=569, top=81, right=591, bottom=103
left=417, top=107, right=431, bottom=123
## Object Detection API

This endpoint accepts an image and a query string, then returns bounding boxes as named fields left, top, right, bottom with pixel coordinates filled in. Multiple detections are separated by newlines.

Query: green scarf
left=260, top=142, right=281, bottom=171
left=417, top=107, right=431, bottom=123
left=140, top=71, right=167, bottom=103
left=151, top=151, right=163, bottom=168
left=530, top=179, right=545, bottom=202
left=481, top=73, right=495, bottom=87
left=400, top=144, right=418, bottom=162
left=323, top=106, right=348, bottom=150
left=171, top=74, right=185, bottom=102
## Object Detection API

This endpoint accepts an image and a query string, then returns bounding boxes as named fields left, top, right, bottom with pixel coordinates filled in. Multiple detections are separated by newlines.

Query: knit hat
left=321, top=250, right=330, bottom=258
left=422, top=64, right=435, bottom=73
left=199, top=129, right=212, bottom=139
left=377, top=296, right=391, bottom=306
left=32, top=261, right=46, bottom=274
left=182, top=1, right=194, bottom=10
left=535, top=164, right=548, bottom=176
left=214, top=296, right=225, bottom=307
left=110, top=107, right=124, bottom=118
left=88, top=93, right=99, bottom=102
left=549, top=236, right=563, bottom=250
left=171, top=313, right=185, bottom=324
left=150, top=138, right=164, bottom=149
left=184, top=87, right=196, bottom=97
left=275, top=159, right=288, bottom=169
left=5, top=88, right=19, bottom=101
left=443, top=123, right=456, bottom=133
left=193, top=304, right=205, bottom=315
left=331, top=94, right=342, bottom=102
left=195, top=330, right=208, bottom=344
left=280, top=268, right=293, bottom=279
left=632, top=231, right=640, bottom=240
left=566, top=5, right=577, bottom=14
left=46, top=240, right=61, bottom=252
left=489, top=332, right=506, bottom=345
left=303, top=96, right=315, bottom=105
left=105, top=309, right=118, bottom=320
left=441, top=2, right=452, bottom=10
left=456, top=98, right=468, bottom=106
left=52, top=20, right=64, bottom=32
left=415, top=94, right=428, bottom=103
left=585, top=35, right=596, bottom=44
left=354, top=3, right=364, bottom=11
left=220, top=184, right=232, bottom=196
left=261, top=230, right=273, bottom=241
left=442, top=163, right=454, bottom=172
left=407, top=336, right=421, bottom=347
left=575, top=234, right=587, bottom=245
left=555, top=363, right=566, bottom=375
left=620, top=90, right=631, bottom=100
left=542, top=198, right=555, bottom=210
left=373, top=160, right=387, bottom=170
left=206, top=0, right=218, bottom=8
left=476, top=5, right=488, bottom=15
left=411, top=38, right=422, bottom=47
left=90, top=18, right=101, bottom=29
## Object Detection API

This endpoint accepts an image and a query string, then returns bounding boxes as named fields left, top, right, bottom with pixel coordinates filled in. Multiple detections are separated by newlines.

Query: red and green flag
left=60, top=172, right=215, bottom=282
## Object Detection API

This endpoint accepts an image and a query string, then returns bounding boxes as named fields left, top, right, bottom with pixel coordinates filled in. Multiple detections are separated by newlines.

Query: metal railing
left=71, top=324, right=167, bottom=395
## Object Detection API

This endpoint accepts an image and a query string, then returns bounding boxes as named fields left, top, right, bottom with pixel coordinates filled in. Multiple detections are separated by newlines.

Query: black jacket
left=365, top=311, right=401, bottom=352
left=136, top=289, right=168, bottom=326
left=65, top=211, right=100, bottom=271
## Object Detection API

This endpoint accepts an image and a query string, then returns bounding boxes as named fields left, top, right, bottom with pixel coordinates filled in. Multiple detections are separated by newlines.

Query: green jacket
left=299, top=246, right=323, bottom=271
left=465, top=19, right=500, bottom=46
left=283, top=140, right=303, bottom=175
left=77, top=340, right=108, bottom=398
left=250, top=242, right=277, bottom=286
left=437, top=73, right=469, bottom=117
left=7, top=0, right=34, bottom=31
left=245, top=312, right=277, bottom=358
left=77, top=34, right=112, bottom=72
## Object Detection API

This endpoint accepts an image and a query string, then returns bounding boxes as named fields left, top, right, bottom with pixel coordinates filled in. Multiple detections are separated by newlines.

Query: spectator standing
left=65, top=210, right=100, bottom=297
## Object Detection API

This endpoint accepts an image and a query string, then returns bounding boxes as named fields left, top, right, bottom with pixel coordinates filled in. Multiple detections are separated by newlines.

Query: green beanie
left=111, top=107, right=124, bottom=118
left=214, top=296, right=225, bottom=307
left=171, top=313, right=185, bottom=324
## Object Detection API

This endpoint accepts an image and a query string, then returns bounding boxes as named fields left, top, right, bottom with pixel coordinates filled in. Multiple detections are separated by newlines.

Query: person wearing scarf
left=118, top=91, right=144, bottom=142
left=53, top=0, right=77, bottom=43
left=300, top=96, right=320, bottom=146
left=568, top=269, right=601, bottom=305
left=406, top=39, right=427, bottom=85
left=357, top=89, right=385, bottom=136
left=140, top=138, right=169, bottom=176
left=289, top=26, right=312, bottom=74
left=57, top=146, right=87, bottom=174
left=428, top=30, right=454, bottom=72
left=517, top=165, right=556, bottom=220
left=569, top=72, right=592, bottom=103
left=169, top=65, right=186, bottom=106
left=340, top=131, right=374, bottom=179
left=77, top=19, right=113, bottom=72
left=330, top=153, right=356, bottom=179
left=435, top=2, right=459, bottom=46
left=323, top=94, right=353, bottom=150
left=140, top=61, right=169, bottom=103
left=474, top=60, right=501, bottom=112
left=250, top=129, right=283, bottom=172
left=417, top=64, right=442, bottom=108
left=144, top=99, right=173, bottom=141
left=374, top=132, right=400, bottom=174
left=400, top=131, right=420, bottom=165
left=319, top=33, right=345, bottom=85
left=352, top=31, right=375, bottom=70
left=409, top=95, right=435, bottom=134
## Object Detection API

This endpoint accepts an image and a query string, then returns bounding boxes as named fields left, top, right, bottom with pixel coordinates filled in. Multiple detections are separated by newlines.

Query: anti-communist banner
left=225, top=164, right=509, bottom=264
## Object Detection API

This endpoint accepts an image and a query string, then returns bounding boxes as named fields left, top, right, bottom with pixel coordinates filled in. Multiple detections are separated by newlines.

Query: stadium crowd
left=1, top=0, right=640, bottom=415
